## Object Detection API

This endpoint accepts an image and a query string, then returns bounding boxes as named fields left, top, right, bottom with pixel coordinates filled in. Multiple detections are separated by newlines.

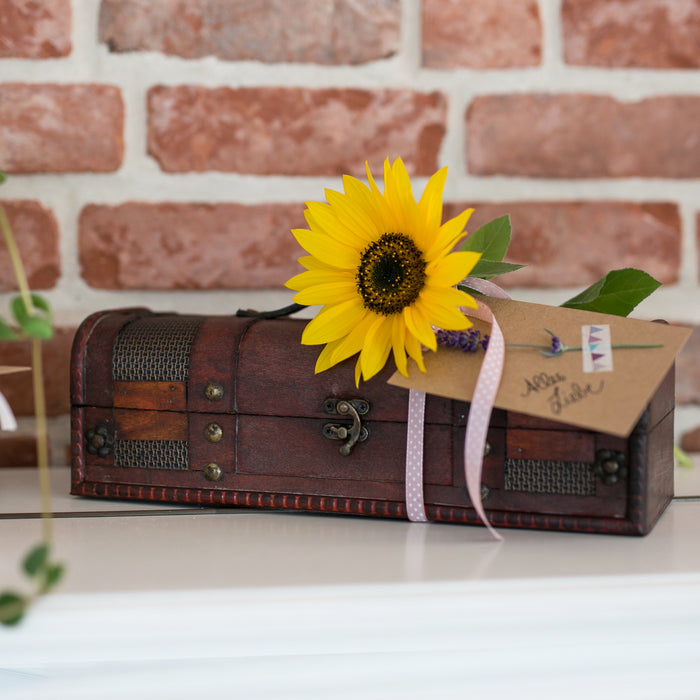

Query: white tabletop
left=1, top=465, right=700, bottom=699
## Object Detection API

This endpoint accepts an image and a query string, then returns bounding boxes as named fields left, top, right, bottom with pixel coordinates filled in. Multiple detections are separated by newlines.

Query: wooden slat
left=506, top=428, right=595, bottom=463
left=113, top=381, right=186, bottom=411
left=114, top=409, right=188, bottom=440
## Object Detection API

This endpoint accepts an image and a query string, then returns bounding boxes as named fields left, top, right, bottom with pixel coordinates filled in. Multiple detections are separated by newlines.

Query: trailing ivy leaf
left=43, top=563, right=65, bottom=590
left=465, top=259, right=525, bottom=281
left=561, top=268, right=662, bottom=317
left=674, top=445, right=693, bottom=469
left=460, top=215, right=512, bottom=262
left=23, top=543, right=49, bottom=577
left=0, top=591, right=27, bottom=626
left=0, top=317, right=18, bottom=340
left=11, top=294, right=53, bottom=340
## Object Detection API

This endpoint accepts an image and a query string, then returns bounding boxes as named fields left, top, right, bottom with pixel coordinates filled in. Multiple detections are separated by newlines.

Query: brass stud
left=204, top=382, right=224, bottom=401
left=483, top=441, right=491, bottom=458
left=204, top=423, right=223, bottom=443
left=203, top=463, right=222, bottom=481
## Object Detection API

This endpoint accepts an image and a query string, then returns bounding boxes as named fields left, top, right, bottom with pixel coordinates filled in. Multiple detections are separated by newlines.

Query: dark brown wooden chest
left=70, top=308, right=676, bottom=535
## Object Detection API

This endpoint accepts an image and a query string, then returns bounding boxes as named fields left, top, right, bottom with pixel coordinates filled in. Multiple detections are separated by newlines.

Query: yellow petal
left=384, top=158, right=420, bottom=235
left=426, top=251, right=481, bottom=286
left=325, top=189, right=376, bottom=245
left=314, top=339, right=343, bottom=373
left=359, top=315, right=393, bottom=381
left=416, top=293, right=473, bottom=331
left=301, top=298, right=365, bottom=345
left=297, top=255, right=335, bottom=271
left=422, top=283, right=478, bottom=311
left=424, top=208, right=473, bottom=263
left=391, top=314, right=408, bottom=377
left=418, top=166, right=447, bottom=232
left=293, top=281, right=359, bottom=306
left=405, top=330, right=426, bottom=373
left=341, top=174, right=387, bottom=234
left=329, top=311, right=375, bottom=365
left=306, top=200, right=368, bottom=249
left=285, top=268, right=353, bottom=291
left=364, top=161, right=397, bottom=233
left=292, top=228, right=359, bottom=270
left=354, top=356, right=362, bottom=387
left=403, top=304, right=437, bottom=351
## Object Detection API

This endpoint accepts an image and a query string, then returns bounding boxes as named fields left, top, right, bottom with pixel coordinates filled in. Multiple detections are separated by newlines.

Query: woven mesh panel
left=505, top=458, right=596, bottom=496
left=112, top=316, right=202, bottom=382
left=114, top=440, right=189, bottom=470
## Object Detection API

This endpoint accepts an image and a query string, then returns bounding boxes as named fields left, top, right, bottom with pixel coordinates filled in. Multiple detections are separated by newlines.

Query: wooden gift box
left=70, top=308, right=676, bottom=535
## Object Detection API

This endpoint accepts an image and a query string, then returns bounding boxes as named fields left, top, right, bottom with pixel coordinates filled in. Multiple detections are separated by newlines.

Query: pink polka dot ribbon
left=404, top=278, right=510, bottom=540
left=405, top=388, right=429, bottom=522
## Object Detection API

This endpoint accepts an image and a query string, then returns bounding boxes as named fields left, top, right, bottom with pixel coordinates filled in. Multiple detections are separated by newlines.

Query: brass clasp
left=322, top=398, right=369, bottom=456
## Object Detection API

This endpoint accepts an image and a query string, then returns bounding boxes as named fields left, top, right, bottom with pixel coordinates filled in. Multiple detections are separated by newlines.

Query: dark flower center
left=356, top=233, right=426, bottom=315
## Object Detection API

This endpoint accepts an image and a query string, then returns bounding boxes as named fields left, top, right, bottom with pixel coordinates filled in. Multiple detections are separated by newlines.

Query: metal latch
left=322, top=398, right=370, bottom=456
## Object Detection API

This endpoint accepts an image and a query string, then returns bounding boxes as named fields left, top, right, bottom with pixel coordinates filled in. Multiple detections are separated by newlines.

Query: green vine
left=0, top=173, right=64, bottom=626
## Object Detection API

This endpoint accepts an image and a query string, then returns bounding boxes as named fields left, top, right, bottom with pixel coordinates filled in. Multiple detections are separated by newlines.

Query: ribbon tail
left=460, top=276, right=512, bottom=300
left=405, top=388, right=429, bottom=522
left=403, top=278, right=511, bottom=536
left=463, top=300, right=505, bottom=541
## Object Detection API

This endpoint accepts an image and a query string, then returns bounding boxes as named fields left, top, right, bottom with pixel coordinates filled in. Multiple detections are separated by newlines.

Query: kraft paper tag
left=388, top=298, right=691, bottom=437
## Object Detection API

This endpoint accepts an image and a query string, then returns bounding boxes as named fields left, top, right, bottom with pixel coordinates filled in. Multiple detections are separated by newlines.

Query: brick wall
left=1, top=0, right=699, bottom=464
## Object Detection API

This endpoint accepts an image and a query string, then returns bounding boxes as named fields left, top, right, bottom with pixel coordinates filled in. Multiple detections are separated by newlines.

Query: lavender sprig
left=507, top=328, right=662, bottom=357
left=436, top=327, right=662, bottom=358
left=436, top=328, right=490, bottom=353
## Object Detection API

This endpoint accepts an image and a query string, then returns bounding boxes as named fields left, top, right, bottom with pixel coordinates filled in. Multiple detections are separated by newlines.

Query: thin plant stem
left=0, top=204, right=52, bottom=539
left=507, top=342, right=663, bottom=352
left=0, top=205, right=34, bottom=315
left=32, top=338, right=52, bottom=544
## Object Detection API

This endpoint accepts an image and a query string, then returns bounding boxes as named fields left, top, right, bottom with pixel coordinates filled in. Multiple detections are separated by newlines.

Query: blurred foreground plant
left=0, top=173, right=64, bottom=626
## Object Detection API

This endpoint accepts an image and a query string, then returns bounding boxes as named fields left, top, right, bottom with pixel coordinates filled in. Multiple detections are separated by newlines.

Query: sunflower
left=285, top=157, right=480, bottom=384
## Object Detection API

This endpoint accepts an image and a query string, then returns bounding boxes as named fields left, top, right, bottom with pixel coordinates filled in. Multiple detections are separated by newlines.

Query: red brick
left=147, top=86, right=446, bottom=176
left=99, top=0, right=399, bottom=65
left=444, top=201, right=681, bottom=288
left=467, top=94, right=700, bottom=178
left=422, top=0, right=541, bottom=68
left=0, top=327, right=74, bottom=417
left=0, top=435, right=39, bottom=467
left=0, top=84, right=124, bottom=174
left=79, top=202, right=309, bottom=289
left=563, top=0, right=700, bottom=68
left=0, top=200, right=60, bottom=291
left=681, top=426, right=700, bottom=453
left=0, top=0, right=71, bottom=58
left=676, top=325, right=700, bottom=406
left=697, top=213, right=700, bottom=280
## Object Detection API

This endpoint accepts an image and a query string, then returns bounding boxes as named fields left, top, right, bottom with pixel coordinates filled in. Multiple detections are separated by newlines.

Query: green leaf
left=11, top=294, right=53, bottom=340
left=674, top=444, right=694, bottom=469
left=0, top=171, right=6, bottom=185
left=465, top=259, right=525, bottom=281
left=0, top=317, right=19, bottom=340
left=560, top=268, right=662, bottom=317
left=23, top=543, right=49, bottom=577
left=43, top=563, right=64, bottom=590
left=459, top=215, right=512, bottom=262
left=0, top=591, right=27, bottom=626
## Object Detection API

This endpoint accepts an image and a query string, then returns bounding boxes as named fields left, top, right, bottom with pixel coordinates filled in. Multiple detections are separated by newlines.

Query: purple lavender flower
left=549, top=335, right=563, bottom=355
left=436, top=328, right=488, bottom=353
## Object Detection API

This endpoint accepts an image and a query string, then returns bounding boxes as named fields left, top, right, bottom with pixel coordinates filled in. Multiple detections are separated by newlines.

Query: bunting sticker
left=581, top=324, right=612, bottom=373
